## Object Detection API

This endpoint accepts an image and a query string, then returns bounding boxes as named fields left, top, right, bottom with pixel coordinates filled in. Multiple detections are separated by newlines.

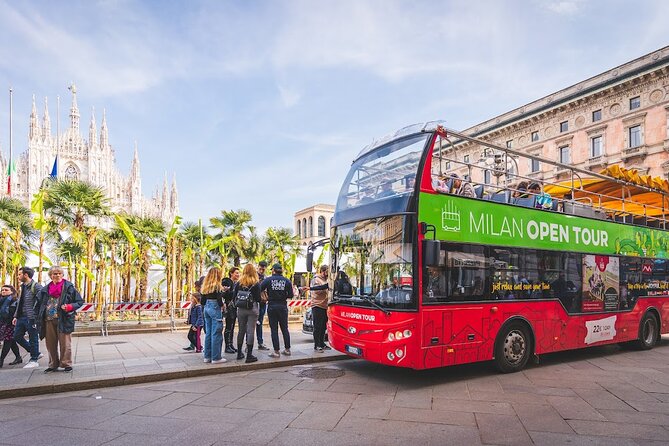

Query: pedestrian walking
left=256, top=260, right=270, bottom=351
left=222, top=267, right=240, bottom=354
left=233, top=264, right=261, bottom=363
left=0, top=285, right=21, bottom=367
left=13, top=266, right=44, bottom=369
left=36, top=266, right=84, bottom=373
left=302, top=264, right=331, bottom=352
left=200, top=267, right=226, bottom=364
left=260, top=263, right=293, bottom=358
left=184, top=293, right=204, bottom=353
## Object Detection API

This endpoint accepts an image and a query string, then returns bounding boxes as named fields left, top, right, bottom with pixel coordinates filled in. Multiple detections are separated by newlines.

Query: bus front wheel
left=634, top=312, right=659, bottom=350
left=494, top=322, right=532, bottom=373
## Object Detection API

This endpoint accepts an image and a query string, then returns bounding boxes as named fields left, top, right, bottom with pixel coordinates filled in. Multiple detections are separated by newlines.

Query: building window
left=630, top=96, right=640, bottom=110
left=445, top=161, right=451, bottom=170
left=484, top=170, right=491, bottom=185
left=531, top=131, right=539, bottom=142
left=530, top=159, right=540, bottom=173
left=297, top=220, right=301, bottom=238
left=590, top=136, right=602, bottom=158
left=463, top=155, right=470, bottom=164
left=317, top=216, right=326, bottom=237
left=308, top=217, right=313, bottom=237
left=559, top=146, right=570, bottom=164
left=506, top=140, right=512, bottom=149
left=592, top=109, right=602, bottom=122
left=629, top=125, right=642, bottom=148
left=560, top=121, right=568, bottom=133
left=302, top=218, right=307, bottom=238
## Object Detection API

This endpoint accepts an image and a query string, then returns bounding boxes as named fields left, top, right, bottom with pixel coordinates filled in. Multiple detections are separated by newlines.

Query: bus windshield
left=336, top=133, right=429, bottom=211
left=332, top=215, right=416, bottom=310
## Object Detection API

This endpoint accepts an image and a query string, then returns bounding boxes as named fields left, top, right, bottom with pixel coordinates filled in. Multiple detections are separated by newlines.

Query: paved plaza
left=0, top=336, right=669, bottom=444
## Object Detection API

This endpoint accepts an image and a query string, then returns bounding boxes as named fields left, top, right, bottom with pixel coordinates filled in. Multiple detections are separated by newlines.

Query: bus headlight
left=387, top=332, right=395, bottom=341
left=395, top=331, right=403, bottom=339
left=387, top=352, right=395, bottom=361
left=403, top=329, right=412, bottom=338
left=395, top=348, right=404, bottom=358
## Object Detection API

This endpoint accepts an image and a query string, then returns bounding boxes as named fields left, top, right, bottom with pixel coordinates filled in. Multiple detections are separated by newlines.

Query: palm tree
left=124, top=215, right=166, bottom=301
left=263, top=227, right=301, bottom=280
left=43, top=179, right=110, bottom=300
left=210, top=209, right=253, bottom=267
left=0, top=197, right=33, bottom=286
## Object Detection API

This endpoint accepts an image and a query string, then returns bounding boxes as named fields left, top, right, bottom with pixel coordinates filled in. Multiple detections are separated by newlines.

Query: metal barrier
left=101, top=301, right=167, bottom=337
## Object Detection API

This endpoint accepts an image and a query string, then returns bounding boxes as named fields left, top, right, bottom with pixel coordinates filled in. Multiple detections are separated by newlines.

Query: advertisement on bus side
left=581, top=255, right=620, bottom=312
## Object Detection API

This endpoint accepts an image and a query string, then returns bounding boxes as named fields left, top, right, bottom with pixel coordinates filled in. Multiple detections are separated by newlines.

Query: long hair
left=239, top=264, right=259, bottom=288
left=201, top=267, right=224, bottom=294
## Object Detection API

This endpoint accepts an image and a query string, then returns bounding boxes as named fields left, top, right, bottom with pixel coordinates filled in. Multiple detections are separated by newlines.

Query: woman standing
left=233, top=264, right=261, bottom=363
left=200, top=267, right=227, bottom=364
left=36, top=266, right=84, bottom=373
left=0, top=285, right=21, bottom=367
left=222, top=267, right=240, bottom=354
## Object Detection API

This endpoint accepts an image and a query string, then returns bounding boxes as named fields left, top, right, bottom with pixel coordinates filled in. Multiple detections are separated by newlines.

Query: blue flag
left=50, top=156, right=58, bottom=178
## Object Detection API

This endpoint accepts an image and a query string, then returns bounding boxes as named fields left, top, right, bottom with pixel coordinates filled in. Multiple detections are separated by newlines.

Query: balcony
left=585, top=155, right=608, bottom=170
left=621, top=144, right=648, bottom=162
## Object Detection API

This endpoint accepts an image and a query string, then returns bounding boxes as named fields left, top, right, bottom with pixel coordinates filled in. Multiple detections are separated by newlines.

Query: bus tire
left=634, top=312, right=659, bottom=350
left=494, top=322, right=532, bottom=373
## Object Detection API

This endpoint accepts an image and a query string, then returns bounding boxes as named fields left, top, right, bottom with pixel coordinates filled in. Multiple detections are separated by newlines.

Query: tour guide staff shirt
left=260, top=274, right=294, bottom=303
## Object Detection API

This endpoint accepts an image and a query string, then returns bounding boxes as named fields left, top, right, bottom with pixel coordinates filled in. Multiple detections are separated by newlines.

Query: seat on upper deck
left=513, top=196, right=536, bottom=208
left=486, top=190, right=511, bottom=204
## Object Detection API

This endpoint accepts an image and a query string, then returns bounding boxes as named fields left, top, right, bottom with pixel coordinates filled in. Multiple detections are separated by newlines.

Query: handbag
left=235, top=287, right=254, bottom=310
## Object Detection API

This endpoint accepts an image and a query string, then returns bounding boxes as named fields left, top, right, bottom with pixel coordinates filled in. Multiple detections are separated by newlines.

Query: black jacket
left=260, top=274, right=294, bottom=303
left=233, top=282, right=261, bottom=303
left=36, top=280, right=84, bottom=336
left=14, top=280, right=43, bottom=319
left=0, top=296, right=18, bottom=324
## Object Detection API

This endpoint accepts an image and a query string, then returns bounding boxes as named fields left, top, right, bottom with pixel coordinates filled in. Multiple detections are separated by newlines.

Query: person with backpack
left=0, top=285, right=21, bottom=367
left=13, top=266, right=43, bottom=369
left=233, top=264, right=261, bottom=363
left=260, top=263, right=293, bottom=358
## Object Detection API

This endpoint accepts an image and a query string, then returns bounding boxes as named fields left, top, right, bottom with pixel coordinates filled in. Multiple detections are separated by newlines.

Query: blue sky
left=0, top=0, right=667, bottom=231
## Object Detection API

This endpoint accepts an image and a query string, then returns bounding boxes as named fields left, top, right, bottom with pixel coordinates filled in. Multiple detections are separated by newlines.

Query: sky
left=0, top=0, right=667, bottom=232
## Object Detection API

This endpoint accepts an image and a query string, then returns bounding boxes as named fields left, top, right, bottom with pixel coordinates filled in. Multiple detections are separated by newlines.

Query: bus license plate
left=346, top=345, right=362, bottom=356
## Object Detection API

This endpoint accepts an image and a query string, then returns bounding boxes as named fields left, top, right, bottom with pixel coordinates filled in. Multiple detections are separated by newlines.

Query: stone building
left=0, top=85, right=178, bottom=223
left=456, top=46, right=669, bottom=186
left=294, top=204, right=335, bottom=245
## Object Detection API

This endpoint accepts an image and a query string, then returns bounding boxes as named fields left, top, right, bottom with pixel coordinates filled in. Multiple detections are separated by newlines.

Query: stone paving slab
left=0, top=329, right=347, bottom=399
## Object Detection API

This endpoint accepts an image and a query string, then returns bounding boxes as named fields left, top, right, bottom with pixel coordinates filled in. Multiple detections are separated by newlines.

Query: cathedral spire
left=42, top=97, right=51, bottom=137
left=29, top=94, right=40, bottom=140
left=68, top=82, right=80, bottom=132
left=161, top=172, right=170, bottom=215
left=130, top=141, right=140, bottom=179
left=170, top=173, right=179, bottom=216
left=89, top=107, right=97, bottom=147
left=100, top=108, right=108, bottom=148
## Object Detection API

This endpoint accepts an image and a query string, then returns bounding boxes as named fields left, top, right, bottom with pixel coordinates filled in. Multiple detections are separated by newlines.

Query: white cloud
left=277, top=84, right=301, bottom=108
left=543, top=1, right=584, bottom=15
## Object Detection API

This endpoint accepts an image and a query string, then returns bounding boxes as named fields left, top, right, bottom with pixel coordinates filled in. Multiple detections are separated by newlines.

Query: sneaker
left=268, top=351, right=280, bottom=358
left=37, top=353, right=44, bottom=360
left=282, top=349, right=291, bottom=356
left=63, top=367, right=73, bottom=372
left=44, top=367, right=57, bottom=373
left=23, top=361, right=39, bottom=369
left=211, top=358, right=227, bottom=364
left=182, top=346, right=195, bottom=351
left=203, top=358, right=211, bottom=363
left=8, top=358, right=22, bottom=366
left=257, top=344, right=270, bottom=351
left=323, top=345, right=332, bottom=351
left=315, top=347, right=324, bottom=353
left=245, top=354, right=258, bottom=363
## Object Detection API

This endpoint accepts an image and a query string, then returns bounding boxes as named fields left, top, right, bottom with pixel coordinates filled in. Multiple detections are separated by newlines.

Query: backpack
left=235, top=287, right=254, bottom=310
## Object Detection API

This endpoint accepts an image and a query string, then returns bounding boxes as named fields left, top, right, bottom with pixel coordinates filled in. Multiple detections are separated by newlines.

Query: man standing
left=13, top=267, right=43, bottom=368
left=260, top=263, right=293, bottom=358
left=255, top=260, right=270, bottom=351
left=303, top=265, right=330, bottom=352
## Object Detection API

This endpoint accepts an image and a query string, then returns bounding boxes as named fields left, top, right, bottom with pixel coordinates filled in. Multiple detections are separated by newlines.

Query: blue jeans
left=13, top=317, right=39, bottom=361
left=203, top=301, right=223, bottom=361
left=267, top=303, right=290, bottom=352
left=256, top=302, right=266, bottom=345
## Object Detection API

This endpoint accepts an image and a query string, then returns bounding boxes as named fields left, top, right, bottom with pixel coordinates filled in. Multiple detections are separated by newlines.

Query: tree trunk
left=1, top=230, right=7, bottom=285
left=37, top=229, right=44, bottom=283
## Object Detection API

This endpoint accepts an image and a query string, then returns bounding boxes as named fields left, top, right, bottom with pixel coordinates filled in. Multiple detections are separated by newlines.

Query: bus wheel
left=494, top=323, right=532, bottom=373
left=635, top=313, right=659, bottom=350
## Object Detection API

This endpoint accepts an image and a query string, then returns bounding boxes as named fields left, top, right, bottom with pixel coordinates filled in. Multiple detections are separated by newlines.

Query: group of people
left=0, top=266, right=83, bottom=373
left=183, top=260, right=332, bottom=364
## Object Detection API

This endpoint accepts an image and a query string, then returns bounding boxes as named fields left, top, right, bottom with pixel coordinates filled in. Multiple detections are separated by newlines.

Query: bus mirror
left=306, top=251, right=314, bottom=272
left=424, top=240, right=441, bottom=267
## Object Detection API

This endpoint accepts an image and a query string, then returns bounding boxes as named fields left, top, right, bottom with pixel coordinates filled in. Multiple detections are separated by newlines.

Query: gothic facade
left=0, top=87, right=178, bottom=223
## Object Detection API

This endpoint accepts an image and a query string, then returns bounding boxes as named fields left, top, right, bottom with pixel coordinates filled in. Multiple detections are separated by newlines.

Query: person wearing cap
left=450, top=173, right=476, bottom=198
left=260, top=263, right=293, bottom=358
left=255, top=260, right=270, bottom=351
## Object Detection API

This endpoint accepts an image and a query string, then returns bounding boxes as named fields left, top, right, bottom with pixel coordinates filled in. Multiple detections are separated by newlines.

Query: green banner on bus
left=418, top=193, right=669, bottom=259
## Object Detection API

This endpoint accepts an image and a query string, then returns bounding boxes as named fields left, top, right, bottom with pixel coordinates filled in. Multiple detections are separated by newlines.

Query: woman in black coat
left=0, top=285, right=21, bottom=367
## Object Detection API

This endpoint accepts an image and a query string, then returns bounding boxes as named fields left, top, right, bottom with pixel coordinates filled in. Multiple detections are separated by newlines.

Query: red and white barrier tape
left=287, top=299, right=310, bottom=307
left=77, top=303, right=96, bottom=312
left=112, top=302, right=165, bottom=311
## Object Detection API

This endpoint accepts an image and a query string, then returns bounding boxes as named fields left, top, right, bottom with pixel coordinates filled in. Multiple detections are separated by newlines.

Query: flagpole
left=56, top=94, right=60, bottom=177
left=8, top=88, right=12, bottom=197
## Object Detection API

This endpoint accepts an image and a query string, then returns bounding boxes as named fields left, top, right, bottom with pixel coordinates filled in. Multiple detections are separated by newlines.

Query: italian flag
left=6, top=159, right=15, bottom=195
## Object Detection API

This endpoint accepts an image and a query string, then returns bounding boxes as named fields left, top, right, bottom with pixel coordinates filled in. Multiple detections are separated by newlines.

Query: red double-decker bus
left=326, top=122, right=669, bottom=372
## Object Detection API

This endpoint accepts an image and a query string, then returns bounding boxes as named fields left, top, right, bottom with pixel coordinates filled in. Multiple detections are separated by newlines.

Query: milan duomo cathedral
left=0, top=86, right=178, bottom=223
